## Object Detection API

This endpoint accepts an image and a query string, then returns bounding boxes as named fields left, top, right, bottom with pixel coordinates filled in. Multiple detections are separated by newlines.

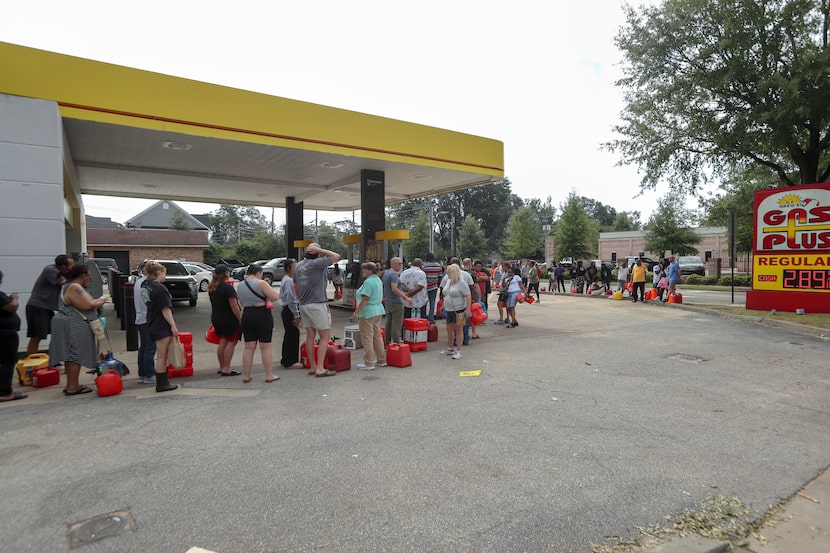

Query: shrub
left=685, top=274, right=703, bottom=284
left=701, top=276, right=719, bottom=285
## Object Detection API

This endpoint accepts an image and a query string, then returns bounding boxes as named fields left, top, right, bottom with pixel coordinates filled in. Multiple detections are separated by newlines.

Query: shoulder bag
left=244, top=280, right=274, bottom=309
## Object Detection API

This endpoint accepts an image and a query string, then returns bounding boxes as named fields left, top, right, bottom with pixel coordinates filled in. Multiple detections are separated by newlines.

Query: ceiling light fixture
left=162, top=141, right=192, bottom=151
left=410, top=174, right=431, bottom=180
left=320, top=161, right=344, bottom=169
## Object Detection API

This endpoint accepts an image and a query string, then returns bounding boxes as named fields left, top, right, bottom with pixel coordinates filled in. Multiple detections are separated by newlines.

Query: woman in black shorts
left=208, top=264, right=242, bottom=376
left=143, top=262, right=179, bottom=393
left=236, top=264, right=281, bottom=383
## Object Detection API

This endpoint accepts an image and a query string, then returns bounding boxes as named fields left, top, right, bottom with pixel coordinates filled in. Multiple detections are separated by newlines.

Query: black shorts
left=26, top=305, right=54, bottom=339
left=242, top=306, right=274, bottom=343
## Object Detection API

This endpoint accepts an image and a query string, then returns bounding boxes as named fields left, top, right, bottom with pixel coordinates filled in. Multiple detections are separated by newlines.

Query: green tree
left=554, top=192, right=594, bottom=260
left=169, top=210, right=191, bottom=231
left=579, top=197, right=617, bottom=229
left=404, top=212, right=432, bottom=261
left=456, top=215, right=490, bottom=261
left=609, top=0, right=830, bottom=194
left=700, top=167, right=765, bottom=254
left=203, top=242, right=227, bottom=265
left=611, top=211, right=641, bottom=231
left=503, top=207, right=543, bottom=259
left=643, top=195, right=703, bottom=256
left=209, top=205, right=267, bottom=244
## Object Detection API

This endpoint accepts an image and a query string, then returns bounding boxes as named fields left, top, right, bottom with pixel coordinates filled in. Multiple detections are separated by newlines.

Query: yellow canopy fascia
left=0, top=42, right=504, bottom=178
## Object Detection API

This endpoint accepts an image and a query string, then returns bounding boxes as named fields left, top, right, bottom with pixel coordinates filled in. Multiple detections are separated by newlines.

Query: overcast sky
left=4, top=0, right=670, bottom=227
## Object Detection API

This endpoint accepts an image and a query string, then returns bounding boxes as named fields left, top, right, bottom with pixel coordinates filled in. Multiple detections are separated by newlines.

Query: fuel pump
left=341, top=234, right=361, bottom=308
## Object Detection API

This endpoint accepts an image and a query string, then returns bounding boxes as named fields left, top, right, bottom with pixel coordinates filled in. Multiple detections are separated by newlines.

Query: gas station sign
left=747, top=183, right=830, bottom=311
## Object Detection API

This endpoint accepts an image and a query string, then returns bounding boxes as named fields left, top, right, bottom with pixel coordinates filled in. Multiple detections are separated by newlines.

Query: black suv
left=134, top=260, right=198, bottom=306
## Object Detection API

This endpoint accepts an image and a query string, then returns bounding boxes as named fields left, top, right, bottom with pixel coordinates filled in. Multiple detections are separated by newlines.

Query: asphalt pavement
left=1, top=286, right=828, bottom=552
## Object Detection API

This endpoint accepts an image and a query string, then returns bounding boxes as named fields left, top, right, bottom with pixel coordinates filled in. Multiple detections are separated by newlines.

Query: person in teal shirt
left=350, top=262, right=386, bottom=370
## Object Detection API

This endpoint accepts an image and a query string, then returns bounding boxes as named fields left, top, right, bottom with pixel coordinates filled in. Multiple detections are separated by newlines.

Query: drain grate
left=665, top=353, right=709, bottom=363
left=67, top=508, right=136, bottom=549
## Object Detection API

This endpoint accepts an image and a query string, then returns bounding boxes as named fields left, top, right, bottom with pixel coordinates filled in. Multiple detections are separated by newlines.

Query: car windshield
left=161, top=262, right=188, bottom=276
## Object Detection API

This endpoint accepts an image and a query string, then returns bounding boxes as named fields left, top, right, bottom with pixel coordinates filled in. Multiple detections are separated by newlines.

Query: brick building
left=86, top=228, right=209, bottom=273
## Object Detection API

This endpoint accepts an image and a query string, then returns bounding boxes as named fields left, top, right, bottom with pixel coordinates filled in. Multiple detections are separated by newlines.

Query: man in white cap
left=293, top=243, right=340, bottom=377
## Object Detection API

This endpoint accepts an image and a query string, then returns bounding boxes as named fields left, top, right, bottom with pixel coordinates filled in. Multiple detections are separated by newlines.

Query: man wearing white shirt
left=400, top=258, right=428, bottom=319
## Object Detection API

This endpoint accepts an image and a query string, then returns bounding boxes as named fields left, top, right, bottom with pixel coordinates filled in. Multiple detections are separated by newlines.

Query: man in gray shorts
left=293, top=243, right=340, bottom=377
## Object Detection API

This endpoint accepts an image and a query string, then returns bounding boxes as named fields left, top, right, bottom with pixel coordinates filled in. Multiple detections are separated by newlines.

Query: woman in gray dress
left=50, top=264, right=107, bottom=395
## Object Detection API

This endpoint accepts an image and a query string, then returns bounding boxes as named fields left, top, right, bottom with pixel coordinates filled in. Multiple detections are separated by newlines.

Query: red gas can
left=386, top=343, right=412, bottom=368
left=301, top=342, right=332, bottom=369
left=427, top=322, right=439, bottom=343
left=470, top=303, right=488, bottom=325
left=403, top=317, right=428, bottom=352
left=31, top=367, right=60, bottom=388
left=325, top=344, right=351, bottom=371
left=668, top=292, right=683, bottom=304
left=169, top=332, right=194, bottom=377
left=95, top=369, right=123, bottom=397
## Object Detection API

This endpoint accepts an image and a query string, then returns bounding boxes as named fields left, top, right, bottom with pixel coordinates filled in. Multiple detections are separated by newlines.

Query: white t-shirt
left=400, top=266, right=428, bottom=308
left=442, top=280, right=471, bottom=312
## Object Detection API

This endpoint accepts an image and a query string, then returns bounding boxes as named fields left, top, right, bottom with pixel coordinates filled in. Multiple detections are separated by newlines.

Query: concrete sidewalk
left=652, top=465, right=829, bottom=552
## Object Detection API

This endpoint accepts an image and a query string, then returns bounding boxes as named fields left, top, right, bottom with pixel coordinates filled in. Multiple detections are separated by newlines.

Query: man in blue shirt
left=382, top=257, right=412, bottom=344
left=665, top=255, right=681, bottom=302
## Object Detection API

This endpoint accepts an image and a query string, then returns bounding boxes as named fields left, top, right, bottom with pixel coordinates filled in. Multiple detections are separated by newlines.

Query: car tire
left=199, top=279, right=209, bottom=292
left=189, top=297, right=197, bottom=307
left=263, top=274, right=273, bottom=285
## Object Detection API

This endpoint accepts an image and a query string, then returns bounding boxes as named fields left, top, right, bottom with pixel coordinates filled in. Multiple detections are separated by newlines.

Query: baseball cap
left=214, top=264, right=229, bottom=274
left=308, top=242, right=321, bottom=250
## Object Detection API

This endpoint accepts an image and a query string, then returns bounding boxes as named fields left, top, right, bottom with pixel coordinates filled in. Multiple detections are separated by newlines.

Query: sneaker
left=452, top=351, right=462, bottom=360
left=142, top=375, right=156, bottom=385
left=440, top=347, right=455, bottom=355
left=136, top=376, right=146, bottom=384
left=356, top=363, right=375, bottom=370
left=494, top=320, right=505, bottom=325
left=376, top=362, right=388, bottom=367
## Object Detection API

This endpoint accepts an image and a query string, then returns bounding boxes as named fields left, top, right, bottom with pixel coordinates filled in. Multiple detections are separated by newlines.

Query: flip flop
left=219, top=370, right=241, bottom=376
left=265, top=376, right=280, bottom=383
left=63, top=386, right=93, bottom=396
left=315, top=370, right=337, bottom=378
left=0, top=392, right=27, bottom=402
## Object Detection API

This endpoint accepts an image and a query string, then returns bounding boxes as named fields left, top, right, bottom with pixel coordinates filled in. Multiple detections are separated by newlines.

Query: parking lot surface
left=2, top=290, right=828, bottom=552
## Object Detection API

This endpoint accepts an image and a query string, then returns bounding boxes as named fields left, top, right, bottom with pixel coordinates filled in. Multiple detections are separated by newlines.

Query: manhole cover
left=665, top=353, right=709, bottom=363
left=67, top=508, right=136, bottom=549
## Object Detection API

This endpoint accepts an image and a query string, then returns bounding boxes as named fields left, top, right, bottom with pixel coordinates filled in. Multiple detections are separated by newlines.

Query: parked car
left=89, top=257, right=118, bottom=284
left=678, top=255, right=705, bottom=276
left=231, top=259, right=269, bottom=281
left=327, top=259, right=350, bottom=279
left=259, top=257, right=288, bottom=284
left=184, top=261, right=214, bottom=273
left=625, top=255, right=655, bottom=269
left=183, top=263, right=213, bottom=292
left=217, top=258, right=246, bottom=270
left=134, top=259, right=198, bottom=306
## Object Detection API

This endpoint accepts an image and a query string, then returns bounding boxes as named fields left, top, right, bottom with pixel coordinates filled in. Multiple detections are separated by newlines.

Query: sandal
left=0, top=392, right=27, bottom=402
left=63, top=386, right=93, bottom=396
left=265, top=376, right=280, bottom=383
left=315, top=370, right=337, bottom=378
left=219, top=370, right=241, bottom=376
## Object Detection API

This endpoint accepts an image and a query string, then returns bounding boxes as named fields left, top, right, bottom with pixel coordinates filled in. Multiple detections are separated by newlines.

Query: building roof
left=85, top=215, right=122, bottom=229
left=87, top=228, right=209, bottom=247
left=125, top=200, right=209, bottom=230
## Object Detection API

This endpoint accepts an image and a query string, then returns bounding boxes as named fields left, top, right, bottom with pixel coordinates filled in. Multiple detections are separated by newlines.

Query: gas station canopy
left=1, top=42, right=504, bottom=211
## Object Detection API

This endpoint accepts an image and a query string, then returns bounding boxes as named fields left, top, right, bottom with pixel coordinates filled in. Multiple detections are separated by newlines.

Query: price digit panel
left=782, top=269, right=830, bottom=290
